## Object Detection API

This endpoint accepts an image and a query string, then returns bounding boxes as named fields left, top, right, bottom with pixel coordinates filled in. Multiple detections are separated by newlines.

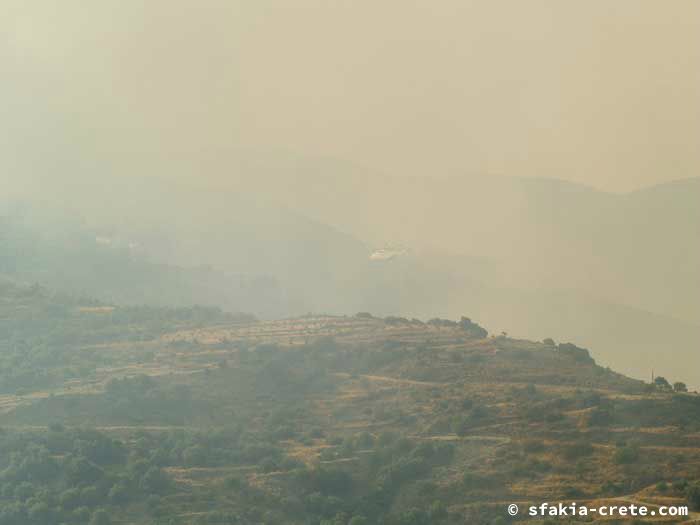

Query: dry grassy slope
left=154, top=315, right=699, bottom=522
left=161, top=314, right=640, bottom=387
left=3, top=302, right=700, bottom=523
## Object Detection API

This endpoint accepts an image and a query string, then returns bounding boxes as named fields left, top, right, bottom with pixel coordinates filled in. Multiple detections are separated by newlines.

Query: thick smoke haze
left=2, top=0, right=699, bottom=192
left=2, top=7, right=700, bottom=524
left=1, top=2, right=699, bottom=385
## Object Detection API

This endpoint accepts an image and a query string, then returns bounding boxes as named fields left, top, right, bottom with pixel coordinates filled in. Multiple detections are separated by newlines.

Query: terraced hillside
left=1, top=282, right=699, bottom=524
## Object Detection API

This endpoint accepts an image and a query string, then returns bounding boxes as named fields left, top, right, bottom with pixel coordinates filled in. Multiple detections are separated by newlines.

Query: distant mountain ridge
left=3, top=160, right=698, bottom=386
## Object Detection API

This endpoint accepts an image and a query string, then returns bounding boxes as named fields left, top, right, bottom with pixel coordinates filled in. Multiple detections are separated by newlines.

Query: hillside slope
left=1, top=283, right=699, bottom=524
left=5, top=170, right=699, bottom=386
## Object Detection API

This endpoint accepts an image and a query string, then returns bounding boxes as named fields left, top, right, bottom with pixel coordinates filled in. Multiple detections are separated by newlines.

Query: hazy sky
left=2, top=0, right=698, bottom=192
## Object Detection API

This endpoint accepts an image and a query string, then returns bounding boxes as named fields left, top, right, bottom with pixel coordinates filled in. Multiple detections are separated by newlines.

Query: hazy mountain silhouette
left=3, top=162, right=698, bottom=386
